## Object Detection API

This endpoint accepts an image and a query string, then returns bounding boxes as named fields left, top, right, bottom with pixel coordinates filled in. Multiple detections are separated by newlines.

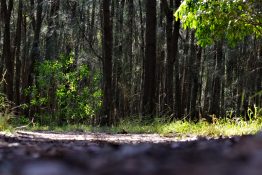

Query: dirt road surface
left=0, top=131, right=262, bottom=175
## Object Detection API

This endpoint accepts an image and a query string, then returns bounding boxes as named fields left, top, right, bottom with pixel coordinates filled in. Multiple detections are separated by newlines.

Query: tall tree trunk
left=45, top=0, right=60, bottom=60
left=20, top=12, right=28, bottom=105
left=162, top=0, right=174, bottom=115
left=138, top=0, right=145, bottom=114
left=181, top=30, right=191, bottom=117
left=101, top=0, right=113, bottom=126
left=142, top=0, right=157, bottom=118
left=113, top=0, right=125, bottom=119
left=25, top=0, right=43, bottom=118
left=125, top=0, right=134, bottom=116
left=0, top=5, right=3, bottom=80
left=209, top=41, right=223, bottom=117
left=186, top=31, right=196, bottom=118
left=190, top=45, right=202, bottom=120
left=89, top=0, right=96, bottom=45
left=1, top=0, right=14, bottom=101
left=14, top=0, right=23, bottom=105
left=173, top=0, right=182, bottom=119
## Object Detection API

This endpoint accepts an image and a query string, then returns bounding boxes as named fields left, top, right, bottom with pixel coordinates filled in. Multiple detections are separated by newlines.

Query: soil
left=0, top=131, right=262, bottom=175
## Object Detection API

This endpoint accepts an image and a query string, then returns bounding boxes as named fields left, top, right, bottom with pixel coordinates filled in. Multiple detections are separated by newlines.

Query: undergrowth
left=2, top=102, right=262, bottom=137
left=10, top=114, right=262, bottom=138
left=0, top=93, right=15, bottom=131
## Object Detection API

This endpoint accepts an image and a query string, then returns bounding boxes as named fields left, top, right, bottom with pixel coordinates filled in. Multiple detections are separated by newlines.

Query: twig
left=14, top=118, right=35, bottom=130
left=0, top=70, right=7, bottom=84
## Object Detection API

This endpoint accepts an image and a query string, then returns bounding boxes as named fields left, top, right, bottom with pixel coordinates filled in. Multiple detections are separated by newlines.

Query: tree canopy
left=175, top=0, right=262, bottom=46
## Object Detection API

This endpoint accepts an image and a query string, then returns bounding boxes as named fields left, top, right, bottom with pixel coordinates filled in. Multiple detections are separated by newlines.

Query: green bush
left=29, top=54, right=102, bottom=125
left=0, top=93, right=14, bottom=130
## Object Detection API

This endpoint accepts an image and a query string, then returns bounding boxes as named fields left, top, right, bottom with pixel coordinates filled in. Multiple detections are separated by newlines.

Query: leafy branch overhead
left=175, top=0, right=262, bottom=46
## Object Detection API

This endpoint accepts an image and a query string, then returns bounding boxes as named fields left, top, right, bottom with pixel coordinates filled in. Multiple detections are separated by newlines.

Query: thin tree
left=13, top=0, right=23, bottom=105
left=100, top=0, right=113, bottom=126
left=173, top=0, right=182, bottom=119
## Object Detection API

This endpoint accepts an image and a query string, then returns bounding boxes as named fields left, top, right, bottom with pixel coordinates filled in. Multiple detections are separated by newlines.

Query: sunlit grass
left=115, top=117, right=262, bottom=137
left=12, top=116, right=261, bottom=138
left=3, top=107, right=262, bottom=137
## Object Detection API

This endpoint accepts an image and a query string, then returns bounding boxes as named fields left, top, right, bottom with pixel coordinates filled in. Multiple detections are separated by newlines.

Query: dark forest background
left=0, top=0, right=261, bottom=126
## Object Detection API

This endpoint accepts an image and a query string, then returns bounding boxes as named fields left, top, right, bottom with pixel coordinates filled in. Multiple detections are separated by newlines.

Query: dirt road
left=0, top=131, right=262, bottom=175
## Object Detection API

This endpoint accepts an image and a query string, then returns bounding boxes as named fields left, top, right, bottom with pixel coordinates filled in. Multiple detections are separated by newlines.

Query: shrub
left=0, top=93, right=14, bottom=130
left=29, top=54, right=102, bottom=125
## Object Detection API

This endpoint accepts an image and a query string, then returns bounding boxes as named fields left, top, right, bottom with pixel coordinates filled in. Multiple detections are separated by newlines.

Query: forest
left=0, top=0, right=261, bottom=175
left=0, top=0, right=261, bottom=128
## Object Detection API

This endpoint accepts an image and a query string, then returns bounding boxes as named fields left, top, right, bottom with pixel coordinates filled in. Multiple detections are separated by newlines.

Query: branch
left=1, top=70, right=7, bottom=85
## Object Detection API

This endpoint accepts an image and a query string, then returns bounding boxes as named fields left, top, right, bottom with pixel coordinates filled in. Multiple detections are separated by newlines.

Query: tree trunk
left=138, top=0, right=145, bottom=114
left=0, top=6, right=3, bottom=80
left=2, top=0, right=14, bottom=101
left=25, top=0, right=43, bottom=118
left=209, top=41, right=223, bottom=117
left=173, top=0, right=182, bottom=119
left=162, top=0, right=174, bottom=115
left=142, top=0, right=157, bottom=118
left=45, top=0, right=60, bottom=60
left=112, top=0, right=125, bottom=120
left=190, top=45, right=202, bottom=120
left=100, top=0, right=113, bottom=126
left=125, top=0, right=134, bottom=116
left=14, top=0, right=23, bottom=106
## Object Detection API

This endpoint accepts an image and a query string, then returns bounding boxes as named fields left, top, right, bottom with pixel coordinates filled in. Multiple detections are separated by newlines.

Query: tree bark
left=190, top=45, right=202, bottom=120
left=25, top=0, right=43, bottom=118
left=209, top=41, right=223, bottom=117
left=173, top=0, right=182, bottom=119
left=45, top=0, right=60, bottom=60
left=101, top=0, right=113, bottom=126
left=1, top=0, right=14, bottom=101
left=142, top=0, right=157, bottom=118
left=14, top=0, right=23, bottom=105
left=162, top=0, right=174, bottom=115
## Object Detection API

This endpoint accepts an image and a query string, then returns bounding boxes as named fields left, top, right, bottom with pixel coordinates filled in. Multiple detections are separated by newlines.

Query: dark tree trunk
left=101, top=0, right=113, bottom=126
left=25, top=0, right=43, bottom=118
left=138, top=0, right=145, bottom=114
left=89, top=0, right=96, bottom=45
left=173, top=0, right=182, bottom=119
left=1, top=0, right=14, bottom=101
left=190, top=46, right=202, bottom=120
left=142, top=0, right=157, bottom=118
left=124, top=0, right=134, bottom=117
left=45, top=0, right=60, bottom=60
left=162, top=0, right=174, bottom=115
left=20, top=12, right=28, bottom=105
left=112, top=0, right=125, bottom=120
left=34, top=0, right=43, bottom=44
left=14, top=0, right=23, bottom=106
left=181, top=30, right=191, bottom=117
left=0, top=5, right=3, bottom=79
left=209, top=41, right=223, bottom=117
left=186, top=31, right=196, bottom=118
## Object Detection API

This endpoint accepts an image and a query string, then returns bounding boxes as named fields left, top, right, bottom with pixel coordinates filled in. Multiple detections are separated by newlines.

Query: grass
left=115, top=117, right=262, bottom=137
left=6, top=116, right=262, bottom=138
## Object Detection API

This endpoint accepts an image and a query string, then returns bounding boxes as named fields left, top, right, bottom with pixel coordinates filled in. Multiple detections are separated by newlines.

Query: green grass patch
left=7, top=116, right=262, bottom=138
left=116, top=117, right=262, bottom=137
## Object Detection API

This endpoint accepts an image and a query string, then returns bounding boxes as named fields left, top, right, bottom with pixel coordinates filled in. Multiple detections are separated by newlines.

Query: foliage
left=29, top=54, right=102, bottom=125
left=0, top=93, right=14, bottom=131
left=175, top=0, right=262, bottom=46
